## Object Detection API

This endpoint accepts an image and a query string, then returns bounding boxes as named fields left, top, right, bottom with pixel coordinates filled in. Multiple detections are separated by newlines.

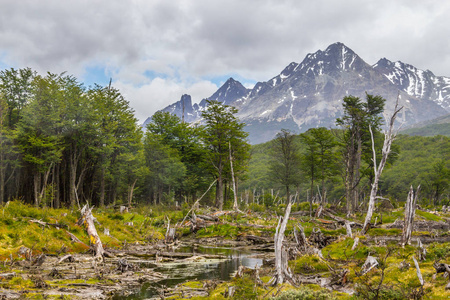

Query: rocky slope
left=144, top=42, right=449, bottom=144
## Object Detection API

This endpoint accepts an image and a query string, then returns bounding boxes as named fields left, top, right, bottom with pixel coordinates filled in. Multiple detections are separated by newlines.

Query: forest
left=1, top=68, right=450, bottom=299
left=0, top=67, right=449, bottom=211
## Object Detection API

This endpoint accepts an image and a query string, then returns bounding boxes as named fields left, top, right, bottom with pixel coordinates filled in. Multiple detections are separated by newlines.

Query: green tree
left=87, top=84, right=142, bottom=207
left=0, top=68, right=35, bottom=129
left=146, top=111, right=208, bottom=202
left=269, top=129, right=301, bottom=203
left=201, top=100, right=250, bottom=210
left=16, top=73, right=65, bottom=206
left=336, top=93, right=385, bottom=214
left=425, top=159, right=449, bottom=205
left=301, top=127, right=338, bottom=205
left=144, top=132, right=186, bottom=204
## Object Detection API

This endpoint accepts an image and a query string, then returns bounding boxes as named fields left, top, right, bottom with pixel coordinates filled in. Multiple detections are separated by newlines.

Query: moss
left=290, top=255, right=329, bottom=274
left=273, top=285, right=336, bottom=300
left=416, top=210, right=443, bottom=222
left=322, top=237, right=368, bottom=262
left=366, top=228, right=402, bottom=236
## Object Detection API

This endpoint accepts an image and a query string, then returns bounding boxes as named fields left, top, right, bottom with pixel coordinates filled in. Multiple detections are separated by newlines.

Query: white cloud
left=114, top=77, right=217, bottom=122
left=1, top=0, right=450, bottom=121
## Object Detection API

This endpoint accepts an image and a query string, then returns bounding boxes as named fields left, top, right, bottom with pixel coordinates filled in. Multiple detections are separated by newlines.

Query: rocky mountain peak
left=208, top=77, right=250, bottom=106
left=146, top=42, right=449, bottom=143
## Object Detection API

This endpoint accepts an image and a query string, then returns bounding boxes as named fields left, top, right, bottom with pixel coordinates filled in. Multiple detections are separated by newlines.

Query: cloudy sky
left=1, top=0, right=449, bottom=122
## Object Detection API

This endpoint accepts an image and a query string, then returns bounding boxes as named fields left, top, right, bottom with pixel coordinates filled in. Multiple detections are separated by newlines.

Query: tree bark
left=402, top=185, right=419, bottom=246
left=79, top=204, right=104, bottom=261
left=362, top=99, right=402, bottom=234
left=229, top=142, right=239, bottom=211
left=270, top=201, right=294, bottom=286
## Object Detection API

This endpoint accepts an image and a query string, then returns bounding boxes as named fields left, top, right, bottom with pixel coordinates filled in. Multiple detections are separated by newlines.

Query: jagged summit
left=373, top=58, right=450, bottom=110
left=208, top=77, right=250, bottom=106
left=145, top=42, right=449, bottom=143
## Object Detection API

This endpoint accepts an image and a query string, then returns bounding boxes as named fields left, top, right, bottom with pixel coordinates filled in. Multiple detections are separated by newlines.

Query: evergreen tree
left=201, top=100, right=250, bottom=210
left=269, top=129, right=301, bottom=203
left=336, top=94, right=385, bottom=214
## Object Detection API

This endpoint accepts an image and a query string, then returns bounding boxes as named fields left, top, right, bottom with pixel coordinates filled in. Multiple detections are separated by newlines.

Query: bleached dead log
left=79, top=204, right=104, bottom=261
left=294, top=223, right=308, bottom=252
left=351, top=237, right=360, bottom=251
left=402, top=185, right=420, bottom=246
left=0, top=273, right=15, bottom=280
left=362, top=98, right=402, bottom=234
left=165, top=218, right=176, bottom=243
left=413, top=256, right=424, bottom=286
left=57, top=254, right=74, bottom=264
left=345, top=220, right=353, bottom=238
left=360, top=255, right=378, bottom=276
left=179, top=179, right=217, bottom=226
left=269, top=201, right=294, bottom=286
left=119, top=206, right=128, bottom=214
left=417, top=238, right=427, bottom=261
left=433, top=262, right=450, bottom=276
left=65, top=230, right=89, bottom=248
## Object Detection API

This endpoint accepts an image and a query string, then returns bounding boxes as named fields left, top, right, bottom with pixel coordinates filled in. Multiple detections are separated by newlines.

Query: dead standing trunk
left=79, top=204, right=104, bottom=261
left=402, top=185, right=420, bottom=246
left=269, top=201, right=294, bottom=285
left=229, top=141, right=239, bottom=211
left=362, top=99, right=402, bottom=234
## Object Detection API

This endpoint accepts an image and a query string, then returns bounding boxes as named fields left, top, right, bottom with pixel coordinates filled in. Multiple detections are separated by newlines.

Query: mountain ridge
left=144, top=42, right=450, bottom=144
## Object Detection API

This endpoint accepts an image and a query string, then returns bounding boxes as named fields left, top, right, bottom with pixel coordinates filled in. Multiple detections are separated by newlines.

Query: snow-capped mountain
left=373, top=58, right=450, bottom=111
left=144, top=42, right=449, bottom=144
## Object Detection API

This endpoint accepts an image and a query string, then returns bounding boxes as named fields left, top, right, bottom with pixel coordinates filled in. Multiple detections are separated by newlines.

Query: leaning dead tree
left=269, top=201, right=295, bottom=286
left=362, top=99, right=403, bottom=234
left=402, top=185, right=420, bottom=246
left=79, top=204, right=105, bottom=261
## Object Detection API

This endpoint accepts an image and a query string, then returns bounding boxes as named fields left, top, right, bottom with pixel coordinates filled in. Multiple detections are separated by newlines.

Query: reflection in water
left=112, top=246, right=264, bottom=300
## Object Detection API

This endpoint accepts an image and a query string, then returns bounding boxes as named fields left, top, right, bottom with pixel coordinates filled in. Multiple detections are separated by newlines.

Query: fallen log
left=433, top=262, right=450, bottom=274
left=79, top=204, right=105, bottom=261
left=413, top=256, right=424, bottom=286
left=0, top=273, right=15, bottom=280
left=30, top=219, right=68, bottom=229
left=57, top=254, right=74, bottom=264
left=196, top=214, right=219, bottom=222
left=244, top=235, right=272, bottom=244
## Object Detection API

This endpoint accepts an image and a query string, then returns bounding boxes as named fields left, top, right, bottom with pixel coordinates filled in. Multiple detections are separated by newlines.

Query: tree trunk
left=33, top=173, right=40, bottom=207
left=229, top=142, right=239, bottom=211
left=216, top=173, right=224, bottom=210
left=270, top=201, right=294, bottom=286
left=79, top=204, right=104, bottom=261
left=127, top=178, right=138, bottom=208
left=362, top=99, right=402, bottom=234
left=402, top=185, right=419, bottom=246
left=99, top=165, right=105, bottom=208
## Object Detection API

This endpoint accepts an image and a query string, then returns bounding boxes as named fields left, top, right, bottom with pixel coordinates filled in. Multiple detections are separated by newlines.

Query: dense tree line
left=0, top=69, right=142, bottom=207
left=144, top=100, right=250, bottom=209
left=0, top=69, right=250, bottom=209
left=1, top=68, right=447, bottom=210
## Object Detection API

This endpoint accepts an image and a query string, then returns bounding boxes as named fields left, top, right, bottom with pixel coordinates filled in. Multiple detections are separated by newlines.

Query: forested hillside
left=1, top=67, right=448, bottom=212
left=243, top=134, right=449, bottom=207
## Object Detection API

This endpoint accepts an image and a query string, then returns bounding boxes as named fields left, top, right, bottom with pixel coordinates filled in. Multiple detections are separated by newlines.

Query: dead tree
left=294, top=223, right=308, bottom=253
left=402, top=185, right=420, bottom=246
left=229, top=141, right=239, bottom=211
left=79, top=204, right=104, bottom=261
left=413, top=256, right=424, bottom=286
left=269, top=201, right=294, bottom=286
left=362, top=99, right=403, bottom=234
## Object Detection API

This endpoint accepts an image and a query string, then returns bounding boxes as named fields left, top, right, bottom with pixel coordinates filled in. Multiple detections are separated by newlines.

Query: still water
left=113, top=246, right=263, bottom=299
